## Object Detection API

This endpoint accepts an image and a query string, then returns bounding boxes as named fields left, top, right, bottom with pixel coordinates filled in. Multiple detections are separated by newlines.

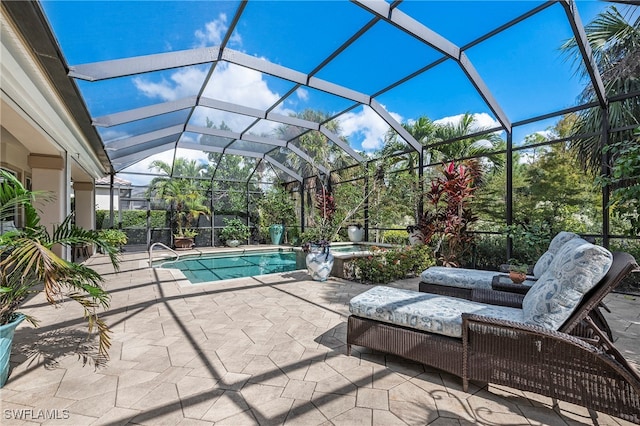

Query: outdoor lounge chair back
left=559, top=251, right=639, bottom=336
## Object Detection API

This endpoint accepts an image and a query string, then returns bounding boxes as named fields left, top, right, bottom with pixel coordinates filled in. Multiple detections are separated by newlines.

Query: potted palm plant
left=220, top=218, right=251, bottom=247
left=0, top=170, right=120, bottom=387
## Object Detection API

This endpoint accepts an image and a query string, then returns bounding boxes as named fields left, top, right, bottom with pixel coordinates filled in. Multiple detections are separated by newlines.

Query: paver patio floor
left=2, top=248, right=639, bottom=425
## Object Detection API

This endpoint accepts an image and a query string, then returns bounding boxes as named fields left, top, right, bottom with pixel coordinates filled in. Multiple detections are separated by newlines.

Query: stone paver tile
left=241, top=355, right=279, bottom=375
left=304, top=361, right=338, bottom=382
left=284, top=398, right=329, bottom=425
left=67, top=390, right=117, bottom=418
left=372, top=369, right=410, bottom=391
left=5, top=367, right=66, bottom=392
left=427, top=418, right=462, bottom=425
left=216, top=353, right=255, bottom=374
left=201, top=390, right=249, bottom=423
left=216, top=371, right=251, bottom=391
left=390, top=400, right=440, bottom=426
left=214, top=409, right=258, bottom=425
left=241, top=383, right=285, bottom=407
left=372, top=409, right=408, bottom=426
left=128, top=402, right=185, bottom=426
left=409, top=372, right=447, bottom=394
left=440, top=375, right=484, bottom=400
left=390, top=381, right=438, bottom=407
left=324, top=354, right=361, bottom=374
left=116, top=369, right=159, bottom=389
left=330, top=406, right=373, bottom=426
left=130, top=382, right=180, bottom=411
left=180, top=389, right=224, bottom=420
left=466, top=389, right=522, bottom=415
left=281, top=379, right=316, bottom=401
left=99, top=359, right=139, bottom=375
left=91, top=406, right=141, bottom=426
left=517, top=404, right=571, bottom=426
left=244, top=343, right=275, bottom=356
left=116, top=381, right=162, bottom=408
left=56, top=375, right=118, bottom=399
left=133, top=355, right=172, bottom=373
left=250, top=396, right=295, bottom=425
left=167, top=348, right=200, bottom=367
left=311, top=391, right=356, bottom=420
left=268, top=349, right=305, bottom=369
left=315, top=372, right=357, bottom=396
left=176, top=418, right=215, bottom=426
left=151, top=366, right=192, bottom=384
left=385, top=356, right=425, bottom=378
left=120, top=344, right=160, bottom=361
left=279, top=359, right=312, bottom=382
left=474, top=410, right=530, bottom=425
left=340, top=365, right=373, bottom=388
left=433, top=392, right=476, bottom=423
left=176, top=375, right=219, bottom=398
left=357, top=387, right=388, bottom=410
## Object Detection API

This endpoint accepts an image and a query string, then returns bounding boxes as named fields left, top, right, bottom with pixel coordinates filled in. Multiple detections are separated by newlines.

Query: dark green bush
left=353, top=244, right=433, bottom=284
left=460, top=234, right=506, bottom=270
left=96, top=210, right=167, bottom=229
left=382, top=230, right=408, bottom=245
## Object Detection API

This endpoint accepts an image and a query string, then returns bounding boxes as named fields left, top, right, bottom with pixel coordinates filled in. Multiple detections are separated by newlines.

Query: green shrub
left=97, top=229, right=128, bottom=248
left=220, top=218, right=251, bottom=242
left=96, top=210, right=107, bottom=230
left=353, top=244, right=433, bottom=284
left=460, top=234, right=506, bottom=270
left=382, top=230, right=408, bottom=245
left=96, top=210, right=167, bottom=229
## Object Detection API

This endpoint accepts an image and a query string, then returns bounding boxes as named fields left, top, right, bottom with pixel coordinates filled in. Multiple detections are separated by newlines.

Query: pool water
left=157, top=250, right=306, bottom=283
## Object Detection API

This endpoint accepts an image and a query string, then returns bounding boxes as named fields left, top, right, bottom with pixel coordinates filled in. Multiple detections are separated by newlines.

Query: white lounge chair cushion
left=420, top=266, right=534, bottom=290
left=349, top=286, right=523, bottom=338
left=532, top=231, right=581, bottom=278
left=523, top=238, right=612, bottom=330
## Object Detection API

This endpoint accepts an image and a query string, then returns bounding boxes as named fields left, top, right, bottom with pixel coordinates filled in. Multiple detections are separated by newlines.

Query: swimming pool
left=156, top=249, right=306, bottom=283
left=154, top=243, right=389, bottom=284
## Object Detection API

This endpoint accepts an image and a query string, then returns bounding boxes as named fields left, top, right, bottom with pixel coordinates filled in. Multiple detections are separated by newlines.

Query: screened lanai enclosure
left=9, top=1, right=638, bottom=267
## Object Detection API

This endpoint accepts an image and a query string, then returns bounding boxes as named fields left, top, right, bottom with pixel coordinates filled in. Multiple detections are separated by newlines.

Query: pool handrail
left=149, top=242, right=180, bottom=266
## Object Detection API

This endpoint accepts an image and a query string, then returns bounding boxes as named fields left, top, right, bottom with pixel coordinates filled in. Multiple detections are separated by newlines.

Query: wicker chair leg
left=346, top=344, right=351, bottom=356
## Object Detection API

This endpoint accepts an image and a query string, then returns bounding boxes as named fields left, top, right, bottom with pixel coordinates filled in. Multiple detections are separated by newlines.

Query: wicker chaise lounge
left=347, top=246, right=640, bottom=423
left=419, top=231, right=581, bottom=299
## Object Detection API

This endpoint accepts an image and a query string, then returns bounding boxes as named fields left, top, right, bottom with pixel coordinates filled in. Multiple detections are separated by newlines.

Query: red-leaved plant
left=419, top=160, right=479, bottom=267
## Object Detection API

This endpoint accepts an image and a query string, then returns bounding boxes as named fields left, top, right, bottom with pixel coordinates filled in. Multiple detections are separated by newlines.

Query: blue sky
left=41, top=0, right=614, bottom=180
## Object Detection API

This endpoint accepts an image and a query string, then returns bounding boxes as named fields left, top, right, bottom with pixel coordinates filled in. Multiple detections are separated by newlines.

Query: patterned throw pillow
left=523, top=237, right=612, bottom=330
left=532, top=231, right=581, bottom=278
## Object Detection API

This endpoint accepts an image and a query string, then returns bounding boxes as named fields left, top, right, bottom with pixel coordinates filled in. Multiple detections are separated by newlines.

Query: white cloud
left=339, top=106, right=403, bottom=151
left=296, top=88, right=309, bottom=102
left=434, top=112, right=500, bottom=131
left=194, top=13, right=241, bottom=48
left=133, top=67, right=207, bottom=101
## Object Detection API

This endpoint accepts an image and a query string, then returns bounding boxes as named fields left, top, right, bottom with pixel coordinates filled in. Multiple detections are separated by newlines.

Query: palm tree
left=277, top=109, right=351, bottom=228
left=428, top=113, right=505, bottom=169
left=0, top=170, right=120, bottom=362
left=561, top=5, right=640, bottom=175
left=147, top=159, right=210, bottom=237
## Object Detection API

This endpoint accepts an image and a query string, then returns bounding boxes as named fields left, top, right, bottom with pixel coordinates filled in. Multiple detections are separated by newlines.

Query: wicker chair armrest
left=461, top=313, right=593, bottom=348
left=471, top=289, right=524, bottom=308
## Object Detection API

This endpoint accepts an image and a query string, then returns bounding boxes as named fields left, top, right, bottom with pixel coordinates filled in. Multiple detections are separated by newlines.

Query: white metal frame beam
left=352, top=0, right=511, bottom=133
left=560, top=0, right=607, bottom=108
